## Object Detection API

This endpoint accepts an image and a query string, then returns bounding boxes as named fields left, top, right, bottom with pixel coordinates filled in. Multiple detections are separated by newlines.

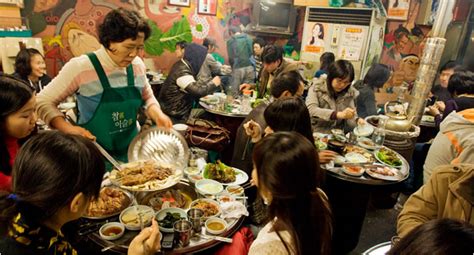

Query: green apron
left=80, top=53, right=143, bottom=163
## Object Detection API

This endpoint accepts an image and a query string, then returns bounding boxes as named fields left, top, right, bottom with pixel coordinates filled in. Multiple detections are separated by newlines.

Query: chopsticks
left=93, top=141, right=123, bottom=171
left=241, top=182, right=255, bottom=190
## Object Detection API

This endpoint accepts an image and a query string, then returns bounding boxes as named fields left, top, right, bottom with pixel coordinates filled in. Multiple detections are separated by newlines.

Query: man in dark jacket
left=159, top=43, right=221, bottom=123
left=226, top=26, right=254, bottom=96
left=231, top=71, right=305, bottom=175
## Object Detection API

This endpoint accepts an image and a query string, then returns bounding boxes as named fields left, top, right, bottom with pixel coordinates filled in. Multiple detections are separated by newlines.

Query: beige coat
left=306, top=76, right=359, bottom=133
left=397, top=164, right=474, bottom=237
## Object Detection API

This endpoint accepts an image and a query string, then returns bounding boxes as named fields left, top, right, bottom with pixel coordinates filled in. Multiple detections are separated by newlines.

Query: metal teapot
left=384, top=101, right=414, bottom=132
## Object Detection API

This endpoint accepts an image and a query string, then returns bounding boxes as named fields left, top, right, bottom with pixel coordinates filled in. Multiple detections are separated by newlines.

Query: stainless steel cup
left=187, top=208, right=204, bottom=233
left=173, top=220, right=193, bottom=247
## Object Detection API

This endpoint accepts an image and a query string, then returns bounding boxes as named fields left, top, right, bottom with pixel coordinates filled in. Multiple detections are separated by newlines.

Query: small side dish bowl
left=99, top=222, right=125, bottom=241
left=205, top=217, right=228, bottom=235
left=342, top=164, right=365, bottom=177
left=119, top=205, right=154, bottom=231
left=226, top=185, right=244, bottom=197
left=155, top=207, right=187, bottom=233
left=195, top=179, right=224, bottom=196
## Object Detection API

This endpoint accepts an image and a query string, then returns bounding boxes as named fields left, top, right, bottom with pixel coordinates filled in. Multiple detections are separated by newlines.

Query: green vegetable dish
left=377, top=148, right=402, bottom=167
left=158, top=212, right=185, bottom=229
left=204, top=160, right=236, bottom=183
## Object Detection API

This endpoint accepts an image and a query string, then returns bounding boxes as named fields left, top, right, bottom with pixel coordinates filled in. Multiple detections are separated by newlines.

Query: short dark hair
left=175, top=41, right=188, bottom=49
left=327, top=60, right=355, bottom=97
left=261, top=45, right=283, bottom=64
left=0, top=74, right=34, bottom=175
left=14, top=48, right=43, bottom=79
left=0, top=131, right=105, bottom=235
left=447, top=70, right=474, bottom=95
left=364, top=64, right=391, bottom=89
left=229, top=26, right=241, bottom=35
left=98, top=8, right=151, bottom=50
left=388, top=219, right=474, bottom=255
left=394, top=25, right=410, bottom=41
left=319, top=52, right=335, bottom=73
left=253, top=37, right=266, bottom=48
left=440, top=60, right=460, bottom=72
left=203, top=37, right=217, bottom=49
left=270, top=70, right=303, bottom=98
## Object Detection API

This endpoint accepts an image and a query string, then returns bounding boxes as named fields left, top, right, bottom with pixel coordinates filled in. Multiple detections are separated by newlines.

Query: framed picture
left=197, top=0, right=218, bottom=16
left=387, top=0, right=411, bottom=20
left=168, top=0, right=190, bottom=7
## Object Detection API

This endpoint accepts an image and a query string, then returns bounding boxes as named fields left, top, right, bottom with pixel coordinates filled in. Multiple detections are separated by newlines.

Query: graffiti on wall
left=22, top=0, right=253, bottom=76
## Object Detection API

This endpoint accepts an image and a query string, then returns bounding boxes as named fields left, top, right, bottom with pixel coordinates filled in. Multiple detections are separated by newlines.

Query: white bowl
left=205, top=217, right=228, bottom=235
left=345, top=152, right=369, bottom=164
left=155, top=207, right=187, bottom=233
left=99, top=222, right=125, bottom=240
left=354, top=125, right=374, bottom=137
left=119, top=205, right=154, bottom=231
left=188, top=173, right=204, bottom=184
left=173, top=124, right=189, bottom=132
left=195, top=179, right=224, bottom=196
left=225, top=185, right=244, bottom=197
left=190, top=199, right=221, bottom=219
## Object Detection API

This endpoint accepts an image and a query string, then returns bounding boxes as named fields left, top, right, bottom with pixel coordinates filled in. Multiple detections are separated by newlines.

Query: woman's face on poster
left=313, top=24, right=322, bottom=38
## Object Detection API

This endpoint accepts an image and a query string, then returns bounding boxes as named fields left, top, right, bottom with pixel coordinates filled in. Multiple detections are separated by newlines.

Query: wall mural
left=21, top=0, right=253, bottom=76
left=380, top=0, right=432, bottom=91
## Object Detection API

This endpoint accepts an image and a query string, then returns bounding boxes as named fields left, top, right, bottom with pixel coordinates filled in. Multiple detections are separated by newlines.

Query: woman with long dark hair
left=0, top=75, right=36, bottom=191
left=314, top=52, right=335, bottom=78
left=249, top=132, right=332, bottom=254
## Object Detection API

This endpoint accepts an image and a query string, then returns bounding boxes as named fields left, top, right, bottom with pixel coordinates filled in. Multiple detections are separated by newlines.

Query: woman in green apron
left=37, top=8, right=172, bottom=163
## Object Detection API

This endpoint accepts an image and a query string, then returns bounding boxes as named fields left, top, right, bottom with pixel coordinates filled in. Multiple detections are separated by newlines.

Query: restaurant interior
left=0, top=0, right=473, bottom=254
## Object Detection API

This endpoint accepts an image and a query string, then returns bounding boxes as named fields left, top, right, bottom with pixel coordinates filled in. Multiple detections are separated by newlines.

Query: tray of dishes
left=128, top=127, right=189, bottom=169
left=83, top=187, right=134, bottom=220
left=202, top=161, right=249, bottom=186
left=109, top=160, right=183, bottom=192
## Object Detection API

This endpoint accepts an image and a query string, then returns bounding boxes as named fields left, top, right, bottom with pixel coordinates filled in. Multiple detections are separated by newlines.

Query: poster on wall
left=198, top=0, right=218, bottom=16
left=302, top=22, right=328, bottom=55
left=387, top=0, right=411, bottom=20
left=338, top=26, right=367, bottom=61
left=168, top=0, right=191, bottom=7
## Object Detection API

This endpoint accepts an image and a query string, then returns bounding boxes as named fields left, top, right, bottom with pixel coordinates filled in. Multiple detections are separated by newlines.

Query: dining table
left=320, top=141, right=409, bottom=255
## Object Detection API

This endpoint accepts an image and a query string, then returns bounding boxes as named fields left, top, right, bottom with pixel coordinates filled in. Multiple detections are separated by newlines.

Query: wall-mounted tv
left=251, top=0, right=297, bottom=35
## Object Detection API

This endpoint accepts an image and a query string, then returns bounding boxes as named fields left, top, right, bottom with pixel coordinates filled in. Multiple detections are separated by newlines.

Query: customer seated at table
left=430, top=60, right=460, bottom=103
left=13, top=48, right=51, bottom=93
left=354, top=64, right=391, bottom=118
left=389, top=219, right=474, bottom=255
left=397, top=164, right=474, bottom=238
left=175, top=41, right=187, bottom=59
left=306, top=60, right=364, bottom=133
left=314, top=52, right=335, bottom=78
left=0, top=75, right=37, bottom=191
left=423, top=109, right=474, bottom=182
left=159, top=43, right=221, bottom=123
left=199, top=38, right=232, bottom=93
left=248, top=132, right=332, bottom=255
left=232, top=70, right=304, bottom=174
left=240, top=45, right=298, bottom=99
left=0, top=131, right=162, bottom=255
left=427, top=70, right=474, bottom=127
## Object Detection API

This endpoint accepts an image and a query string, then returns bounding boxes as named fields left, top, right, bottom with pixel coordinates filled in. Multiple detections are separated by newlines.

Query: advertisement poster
left=387, top=0, right=411, bottom=20
left=338, top=26, right=367, bottom=61
left=302, top=22, right=329, bottom=54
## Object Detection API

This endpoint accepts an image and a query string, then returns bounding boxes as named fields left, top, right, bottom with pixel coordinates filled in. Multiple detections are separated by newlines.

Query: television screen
left=258, top=2, right=291, bottom=28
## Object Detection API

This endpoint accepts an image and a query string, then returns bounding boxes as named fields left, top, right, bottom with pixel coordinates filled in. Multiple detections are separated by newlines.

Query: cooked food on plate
left=148, top=189, right=189, bottom=210
left=342, top=165, right=364, bottom=176
left=376, top=147, right=402, bottom=167
left=344, top=145, right=374, bottom=162
left=158, top=212, right=185, bottom=229
left=204, top=160, right=236, bottom=183
left=86, top=187, right=129, bottom=217
left=191, top=200, right=220, bottom=217
left=120, top=206, right=154, bottom=228
left=367, top=165, right=398, bottom=176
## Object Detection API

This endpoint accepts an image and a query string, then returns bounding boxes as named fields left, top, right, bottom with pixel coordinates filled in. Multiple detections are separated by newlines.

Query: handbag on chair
left=185, top=118, right=231, bottom=152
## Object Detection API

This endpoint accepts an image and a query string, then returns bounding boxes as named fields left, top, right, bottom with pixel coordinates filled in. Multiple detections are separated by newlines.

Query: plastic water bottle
left=241, top=90, right=252, bottom=113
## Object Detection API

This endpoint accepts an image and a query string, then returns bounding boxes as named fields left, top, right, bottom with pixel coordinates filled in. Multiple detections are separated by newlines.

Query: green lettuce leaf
left=144, top=16, right=192, bottom=56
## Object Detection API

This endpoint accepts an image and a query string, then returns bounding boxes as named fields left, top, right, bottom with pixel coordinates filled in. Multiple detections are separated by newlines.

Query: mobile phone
left=161, top=233, right=174, bottom=249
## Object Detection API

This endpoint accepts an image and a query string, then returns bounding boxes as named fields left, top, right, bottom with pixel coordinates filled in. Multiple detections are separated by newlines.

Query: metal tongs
left=92, top=141, right=123, bottom=171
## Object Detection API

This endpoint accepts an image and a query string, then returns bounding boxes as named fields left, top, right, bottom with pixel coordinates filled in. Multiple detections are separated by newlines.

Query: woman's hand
left=51, top=117, right=96, bottom=140
left=357, top=118, right=366, bottom=126
left=128, top=219, right=161, bottom=255
left=212, top=76, right=221, bottom=86
left=427, top=105, right=440, bottom=116
left=337, top=108, right=356, bottom=120
left=147, top=105, right=173, bottom=129
left=318, top=150, right=337, bottom=164
left=243, top=120, right=262, bottom=143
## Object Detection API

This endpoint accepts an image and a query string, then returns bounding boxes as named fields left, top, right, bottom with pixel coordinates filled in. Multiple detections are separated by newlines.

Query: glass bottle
left=372, top=115, right=387, bottom=147
left=241, top=90, right=252, bottom=113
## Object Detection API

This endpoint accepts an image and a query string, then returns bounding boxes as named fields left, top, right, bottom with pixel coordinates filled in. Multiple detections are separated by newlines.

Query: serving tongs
left=93, top=141, right=123, bottom=171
